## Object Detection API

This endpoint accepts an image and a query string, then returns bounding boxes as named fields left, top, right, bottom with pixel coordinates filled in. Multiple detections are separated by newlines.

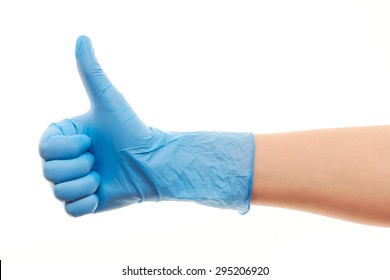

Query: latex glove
left=39, top=36, right=254, bottom=217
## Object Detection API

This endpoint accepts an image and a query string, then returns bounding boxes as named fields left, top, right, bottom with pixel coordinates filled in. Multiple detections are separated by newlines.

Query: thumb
left=75, top=35, right=132, bottom=113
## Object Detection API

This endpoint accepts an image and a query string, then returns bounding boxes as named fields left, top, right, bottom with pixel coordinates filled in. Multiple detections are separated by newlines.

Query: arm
left=251, top=127, right=390, bottom=227
left=39, top=36, right=390, bottom=227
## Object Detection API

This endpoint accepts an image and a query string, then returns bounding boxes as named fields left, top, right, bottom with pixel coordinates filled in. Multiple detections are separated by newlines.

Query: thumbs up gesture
left=39, top=36, right=254, bottom=217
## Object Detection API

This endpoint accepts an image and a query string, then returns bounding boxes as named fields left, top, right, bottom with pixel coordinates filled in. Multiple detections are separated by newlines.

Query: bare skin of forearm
left=251, top=126, right=390, bottom=227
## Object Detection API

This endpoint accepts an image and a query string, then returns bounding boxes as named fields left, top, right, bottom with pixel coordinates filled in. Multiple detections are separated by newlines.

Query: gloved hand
left=39, top=36, right=254, bottom=217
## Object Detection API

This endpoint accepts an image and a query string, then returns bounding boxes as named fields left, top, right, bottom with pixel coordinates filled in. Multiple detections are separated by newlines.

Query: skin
left=250, top=126, right=390, bottom=227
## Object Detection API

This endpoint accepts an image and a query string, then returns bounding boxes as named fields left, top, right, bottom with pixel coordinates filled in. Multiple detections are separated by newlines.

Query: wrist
left=149, top=130, right=254, bottom=214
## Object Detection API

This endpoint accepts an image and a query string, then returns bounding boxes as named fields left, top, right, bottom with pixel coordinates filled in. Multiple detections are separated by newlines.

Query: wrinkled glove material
left=112, top=128, right=254, bottom=214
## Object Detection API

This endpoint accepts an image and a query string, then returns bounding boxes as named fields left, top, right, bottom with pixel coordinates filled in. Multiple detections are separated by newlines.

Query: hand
left=39, top=36, right=254, bottom=217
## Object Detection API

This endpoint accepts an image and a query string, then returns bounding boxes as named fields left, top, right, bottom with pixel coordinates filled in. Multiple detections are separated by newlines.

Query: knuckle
left=64, top=203, right=79, bottom=218
left=52, top=184, right=65, bottom=201
left=38, top=138, right=51, bottom=160
left=42, top=161, right=53, bottom=181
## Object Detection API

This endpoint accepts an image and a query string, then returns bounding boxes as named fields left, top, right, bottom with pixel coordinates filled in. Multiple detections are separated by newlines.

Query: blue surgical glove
left=39, top=36, right=254, bottom=217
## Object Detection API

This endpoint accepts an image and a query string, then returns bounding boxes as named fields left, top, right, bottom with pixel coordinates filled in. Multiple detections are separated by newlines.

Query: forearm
left=251, top=126, right=390, bottom=227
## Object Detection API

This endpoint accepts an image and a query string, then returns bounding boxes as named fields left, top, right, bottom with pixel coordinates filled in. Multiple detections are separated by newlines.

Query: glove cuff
left=138, top=130, right=254, bottom=214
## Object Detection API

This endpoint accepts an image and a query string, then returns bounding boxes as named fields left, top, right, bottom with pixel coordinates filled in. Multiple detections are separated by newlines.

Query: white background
left=1, top=0, right=390, bottom=279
